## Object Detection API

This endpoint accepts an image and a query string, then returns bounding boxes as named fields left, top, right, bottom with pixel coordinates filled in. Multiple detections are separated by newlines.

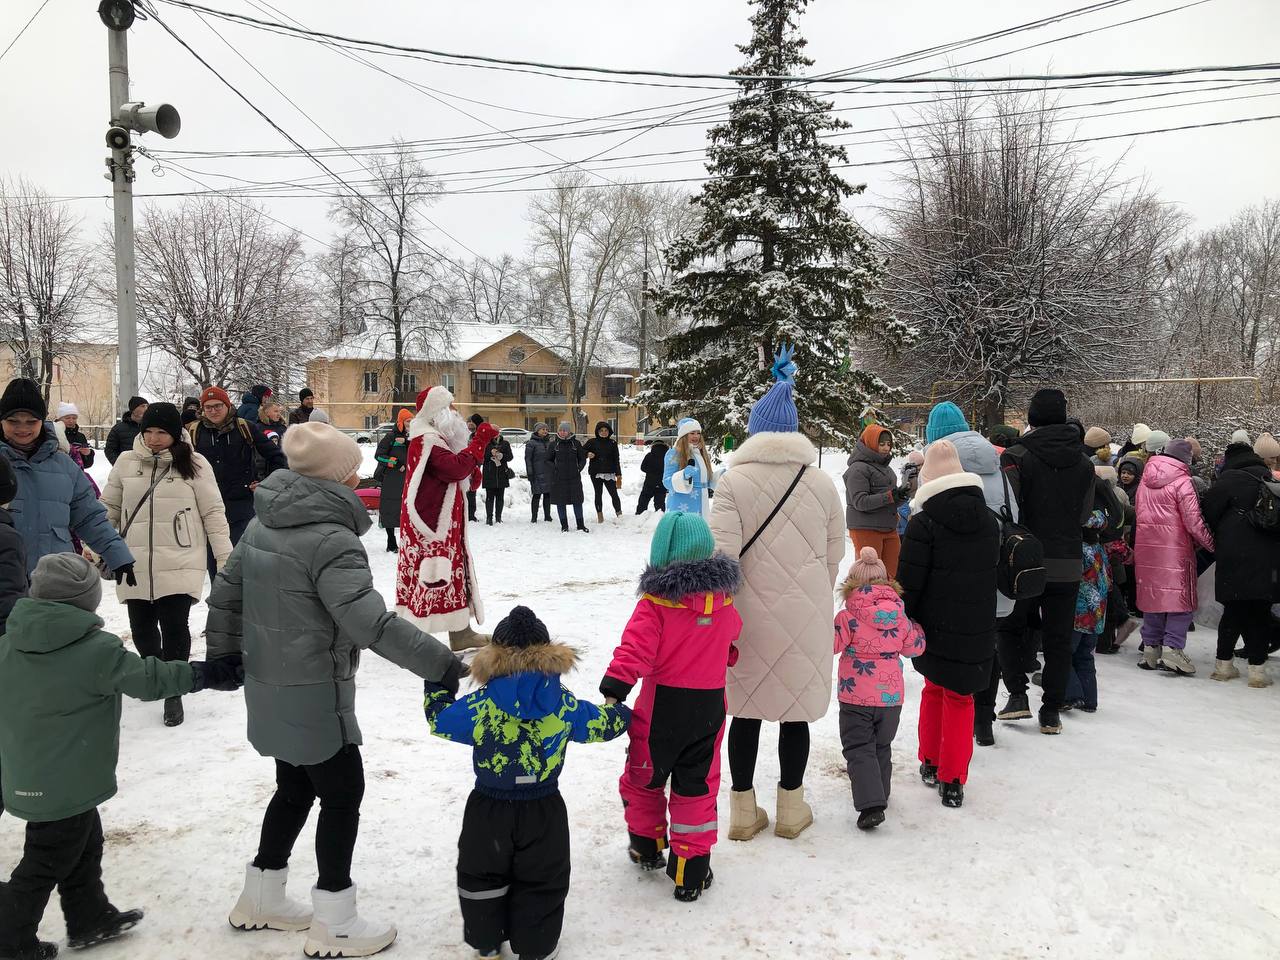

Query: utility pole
left=99, top=0, right=181, bottom=411
left=639, top=237, right=649, bottom=375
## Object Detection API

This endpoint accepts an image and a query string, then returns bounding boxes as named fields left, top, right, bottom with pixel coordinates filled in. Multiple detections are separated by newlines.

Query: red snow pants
left=619, top=682, right=725, bottom=861
left=917, top=679, right=975, bottom=786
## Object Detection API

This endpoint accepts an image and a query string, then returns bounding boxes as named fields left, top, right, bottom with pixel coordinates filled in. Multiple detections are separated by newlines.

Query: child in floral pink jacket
left=833, top=547, right=925, bottom=831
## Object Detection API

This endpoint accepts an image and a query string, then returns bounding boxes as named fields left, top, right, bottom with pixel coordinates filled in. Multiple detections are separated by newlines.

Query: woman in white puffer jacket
left=102, top=402, right=233, bottom=727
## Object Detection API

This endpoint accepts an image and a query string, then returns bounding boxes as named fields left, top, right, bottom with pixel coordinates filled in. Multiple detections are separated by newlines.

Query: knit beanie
left=29, top=553, right=102, bottom=613
left=532, top=422, right=548, bottom=434
left=0, top=456, right=16, bottom=504
left=1144, top=430, right=1170, bottom=454
left=1130, top=423, right=1152, bottom=446
left=859, top=423, right=889, bottom=450
left=846, top=546, right=888, bottom=588
left=1027, top=389, right=1067, bottom=427
left=747, top=346, right=799, bottom=435
left=282, top=421, right=363, bottom=484
left=299, top=387, right=314, bottom=402
left=925, top=402, right=969, bottom=444
left=140, top=402, right=183, bottom=445
left=1163, top=438, right=1193, bottom=465
left=1255, top=432, right=1280, bottom=460
left=492, top=605, right=551, bottom=649
left=1230, top=428, right=1251, bottom=447
left=127, top=396, right=148, bottom=415
left=308, top=409, right=331, bottom=424
left=1094, top=464, right=1119, bottom=484
left=183, top=396, right=200, bottom=410
left=676, top=417, right=702, bottom=441
left=181, top=409, right=199, bottom=426
left=0, top=378, right=47, bottom=421
left=557, top=421, right=573, bottom=435
left=56, top=402, right=79, bottom=419
left=417, top=385, right=453, bottom=423
left=249, top=385, right=271, bottom=402
left=988, top=424, right=1019, bottom=448
left=649, top=511, right=715, bottom=567
left=919, top=438, right=965, bottom=486
left=1083, top=426, right=1111, bottom=449
left=906, top=449, right=925, bottom=467
left=200, top=386, right=231, bottom=409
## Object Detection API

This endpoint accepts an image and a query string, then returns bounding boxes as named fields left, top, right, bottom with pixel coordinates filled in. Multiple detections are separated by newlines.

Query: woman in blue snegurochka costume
left=662, top=418, right=723, bottom=516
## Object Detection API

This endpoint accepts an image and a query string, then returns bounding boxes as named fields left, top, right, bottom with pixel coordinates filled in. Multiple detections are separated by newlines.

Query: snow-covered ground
left=4, top=444, right=1277, bottom=959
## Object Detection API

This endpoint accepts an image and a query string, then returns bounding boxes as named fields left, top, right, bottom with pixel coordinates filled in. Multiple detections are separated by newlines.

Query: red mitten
left=473, top=422, right=500, bottom=448
left=727, top=644, right=740, bottom=668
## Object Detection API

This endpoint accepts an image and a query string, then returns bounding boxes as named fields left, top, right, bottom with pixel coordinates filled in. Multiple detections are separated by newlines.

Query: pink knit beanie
left=919, top=438, right=964, bottom=486
left=847, top=546, right=888, bottom=587
left=282, top=421, right=363, bottom=484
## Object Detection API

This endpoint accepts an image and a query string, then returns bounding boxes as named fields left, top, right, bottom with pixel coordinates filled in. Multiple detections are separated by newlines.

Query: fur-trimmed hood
left=637, top=553, right=741, bottom=602
left=729, top=430, right=817, bottom=468
left=840, top=575, right=903, bottom=601
left=469, top=640, right=577, bottom=685
left=911, top=470, right=983, bottom=511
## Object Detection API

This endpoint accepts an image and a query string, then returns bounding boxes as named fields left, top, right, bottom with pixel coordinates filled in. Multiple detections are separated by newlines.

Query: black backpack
left=1245, top=475, right=1280, bottom=535
left=993, top=472, right=1047, bottom=600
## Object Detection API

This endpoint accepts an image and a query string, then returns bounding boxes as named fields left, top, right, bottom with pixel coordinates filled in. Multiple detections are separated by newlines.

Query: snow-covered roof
left=313, top=323, right=553, bottom=364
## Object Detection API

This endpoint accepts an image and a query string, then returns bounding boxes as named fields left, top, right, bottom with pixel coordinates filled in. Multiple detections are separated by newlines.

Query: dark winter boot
left=67, top=907, right=144, bottom=949
left=919, top=761, right=938, bottom=787
left=162, top=697, right=184, bottom=728
left=974, top=716, right=995, bottom=747
left=997, top=693, right=1031, bottom=721
left=385, top=529, right=397, bottom=552
left=668, top=854, right=713, bottom=902
left=1039, top=708, right=1062, bottom=735
left=1, top=942, right=58, bottom=960
left=856, top=807, right=885, bottom=831
left=939, top=780, right=964, bottom=808
left=577, top=524, right=591, bottom=533
left=626, top=833, right=667, bottom=871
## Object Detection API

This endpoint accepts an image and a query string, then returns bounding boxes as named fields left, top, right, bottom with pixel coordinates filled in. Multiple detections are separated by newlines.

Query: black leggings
left=254, top=745, right=365, bottom=892
left=126, top=594, right=194, bottom=664
left=1217, top=599, right=1273, bottom=665
left=530, top=494, right=553, bottom=521
left=591, top=475, right=621, bottom=514
left=727, top=718, right=810, bottom=792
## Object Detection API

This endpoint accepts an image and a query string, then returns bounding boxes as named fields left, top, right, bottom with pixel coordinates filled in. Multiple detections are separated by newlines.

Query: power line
left=0, top=0, right=52, bottom=65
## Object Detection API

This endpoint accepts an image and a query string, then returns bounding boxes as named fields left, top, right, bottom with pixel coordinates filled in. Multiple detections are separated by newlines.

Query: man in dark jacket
left=583, top=421, right=623, bottom=522
left=189, top=386, right=287, bottom=581
left=637, top=440, right=669, bottom=514
left=103, top=396, right=147, bottom=465
left=289, top=388, right=316, bottom=425
left=996, top=389, right=1096, bottom=735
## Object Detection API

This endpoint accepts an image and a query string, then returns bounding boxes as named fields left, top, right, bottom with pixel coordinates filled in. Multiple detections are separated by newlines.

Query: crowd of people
left=0, top=360, right=1276, bottom=960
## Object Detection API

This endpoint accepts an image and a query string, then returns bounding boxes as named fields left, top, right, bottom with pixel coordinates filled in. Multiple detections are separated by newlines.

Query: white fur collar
left=730, top=431, right=817, bottom=467
left=911, top=471, right=983, bottom=511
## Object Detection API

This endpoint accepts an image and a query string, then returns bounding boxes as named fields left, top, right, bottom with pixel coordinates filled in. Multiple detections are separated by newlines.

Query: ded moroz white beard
left=435, top=407, right=470, bottom=453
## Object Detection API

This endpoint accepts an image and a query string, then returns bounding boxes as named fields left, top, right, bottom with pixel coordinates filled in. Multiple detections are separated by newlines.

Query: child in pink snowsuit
left=834, top=547, right=925, bottom=832
left=601, top=511, right=741, bottom=902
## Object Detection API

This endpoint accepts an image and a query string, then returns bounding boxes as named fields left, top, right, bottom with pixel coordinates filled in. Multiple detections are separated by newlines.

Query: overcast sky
left=5, top=0, right=1279, bottom=264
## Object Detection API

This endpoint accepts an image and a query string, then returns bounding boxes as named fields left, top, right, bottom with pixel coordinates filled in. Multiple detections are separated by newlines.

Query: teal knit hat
left=925, top=401, right=970, bottom=444
left=649, top=511, right=715, bottom=567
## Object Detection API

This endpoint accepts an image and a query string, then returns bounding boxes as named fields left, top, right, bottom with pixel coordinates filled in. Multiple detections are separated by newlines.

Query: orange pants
left=849, top=529, right=900, bottom=578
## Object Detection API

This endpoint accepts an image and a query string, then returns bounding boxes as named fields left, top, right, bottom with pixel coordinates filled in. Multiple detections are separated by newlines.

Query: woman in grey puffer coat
left=523, top=423, right=554, bottom=522
left=207, top=421, right=463, bottom=957
left=843, top=424, right=903, bottom=576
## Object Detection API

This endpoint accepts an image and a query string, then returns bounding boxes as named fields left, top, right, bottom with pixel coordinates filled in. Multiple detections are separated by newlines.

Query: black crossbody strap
left=740, top=465, right=807, bottom=558
left=120, top=465, right=171, bottom=538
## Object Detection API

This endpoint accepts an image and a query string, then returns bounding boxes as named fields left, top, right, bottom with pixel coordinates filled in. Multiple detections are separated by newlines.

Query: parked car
left=499, top=427, right=532, bottom=444
left=643, top=425, right=679, bottom=443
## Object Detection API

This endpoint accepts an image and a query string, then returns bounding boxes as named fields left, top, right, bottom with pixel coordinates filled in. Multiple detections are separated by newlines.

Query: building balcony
left=522, top=394, right=567, bottom=406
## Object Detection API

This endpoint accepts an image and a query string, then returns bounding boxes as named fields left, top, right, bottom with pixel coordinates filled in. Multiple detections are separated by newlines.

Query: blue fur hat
left=747, top=346, right=799, bottom=435
left=925, top=402, right=970, bottom=444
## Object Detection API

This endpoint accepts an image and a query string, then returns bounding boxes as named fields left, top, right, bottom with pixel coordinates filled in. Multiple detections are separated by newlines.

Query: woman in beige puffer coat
left=102, top=402, right=233, bottom=727
left=708, top=356, right=845, bottom=842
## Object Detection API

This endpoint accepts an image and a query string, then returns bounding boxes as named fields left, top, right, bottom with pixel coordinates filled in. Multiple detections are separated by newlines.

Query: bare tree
left=128, top=197, right=313, bottom=390
left=330, top=141, right=453, bottom=403
left=0, top=178, right=92, bottom=402
left=881, top=89, right=1182, bottom=427
left=454, top=254, right=529, bottom=326
left=527, top=172, right=641, bottom=408
left=314, top=232, right=367, bottom=346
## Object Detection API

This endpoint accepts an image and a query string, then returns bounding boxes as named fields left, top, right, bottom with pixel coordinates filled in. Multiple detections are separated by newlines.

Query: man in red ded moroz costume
left=396, top=385, right=498, bottom=652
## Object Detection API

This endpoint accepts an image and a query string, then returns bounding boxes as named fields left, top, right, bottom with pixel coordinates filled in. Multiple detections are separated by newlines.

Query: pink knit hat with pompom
left=847, top=546, right=888, bottom=587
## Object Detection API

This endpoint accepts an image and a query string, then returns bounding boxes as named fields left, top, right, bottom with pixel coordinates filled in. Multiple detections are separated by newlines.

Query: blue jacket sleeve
left=68, top=462, right=133, bottom=570
left=563, top=692, right=630, bottom=744
left=423, top=682, right=477, bottom=744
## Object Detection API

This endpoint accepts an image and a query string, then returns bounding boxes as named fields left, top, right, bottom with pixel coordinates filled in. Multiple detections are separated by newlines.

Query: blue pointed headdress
left=747, top=345, right=800, bottom=435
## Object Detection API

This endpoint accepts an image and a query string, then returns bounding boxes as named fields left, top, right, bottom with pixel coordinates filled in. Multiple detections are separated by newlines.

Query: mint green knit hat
left=649, top=511, right=715, bottom=567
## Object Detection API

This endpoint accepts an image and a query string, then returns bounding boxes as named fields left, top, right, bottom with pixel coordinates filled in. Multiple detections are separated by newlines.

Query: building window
left=472, top=372, right=519, bottom=396
left=524, top=374, right=564, bottom=398
left=603, top=375, right=630, bottom=401
left=441, top=372, right=456, bottom=392
left=398, top=372, right=418, bottom=395
left=362, top=371, right=379, bottom=394
left=364, top=414, right=379, bottom=430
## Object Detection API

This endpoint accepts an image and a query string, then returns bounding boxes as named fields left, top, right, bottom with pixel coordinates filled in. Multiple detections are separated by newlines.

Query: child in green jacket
left=0, top=553, right=242, bottom=960
left=423, top=605, right=630, bottom=960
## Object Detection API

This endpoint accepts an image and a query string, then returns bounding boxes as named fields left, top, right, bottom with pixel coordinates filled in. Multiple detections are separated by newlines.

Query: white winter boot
left=1210, top=659, right=1240, bottom=682
left=1139, top=644, right=1162, bottom=671
left=1248, top=663, right=1274, bottom=688
left=448, top=625, right=490, bottom=652
left=727, top=788, right=768, bottom=841
left=228, top=864, right=312, bottom=932
left=774, top=785, right=813, bottom=840
left=303, top=885, right=396, bottom=958
left=1161, top=647, right=1196, bottom=676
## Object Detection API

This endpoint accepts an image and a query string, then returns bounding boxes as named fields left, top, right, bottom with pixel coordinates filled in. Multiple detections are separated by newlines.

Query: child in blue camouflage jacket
left=423, top=605, right=630, bottom=960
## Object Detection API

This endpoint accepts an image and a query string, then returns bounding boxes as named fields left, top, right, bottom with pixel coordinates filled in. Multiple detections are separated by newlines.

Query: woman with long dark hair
left=102, top=402, right=233, bottom=726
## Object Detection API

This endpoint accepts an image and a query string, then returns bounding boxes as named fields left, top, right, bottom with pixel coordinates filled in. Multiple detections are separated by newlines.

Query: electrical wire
left=0, top=0, right=52, bottom=65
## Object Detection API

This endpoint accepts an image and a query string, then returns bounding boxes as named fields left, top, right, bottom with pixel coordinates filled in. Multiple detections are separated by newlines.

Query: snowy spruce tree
left=635, top=0, right=910, bottom=447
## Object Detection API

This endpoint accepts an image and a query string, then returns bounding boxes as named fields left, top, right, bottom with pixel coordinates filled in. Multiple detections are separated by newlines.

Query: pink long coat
left=1134, top=455, right=1215, bottom=613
